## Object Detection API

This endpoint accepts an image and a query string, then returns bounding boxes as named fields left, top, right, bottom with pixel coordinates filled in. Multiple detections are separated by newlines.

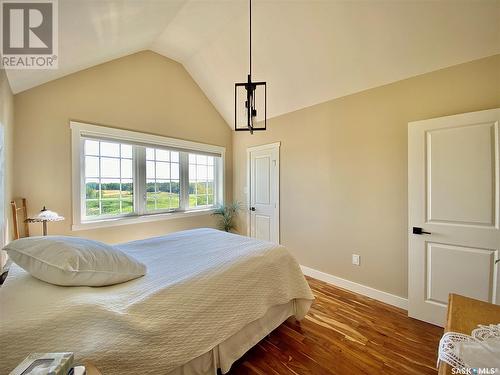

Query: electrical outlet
left=352, top=254, right=360, bottom=266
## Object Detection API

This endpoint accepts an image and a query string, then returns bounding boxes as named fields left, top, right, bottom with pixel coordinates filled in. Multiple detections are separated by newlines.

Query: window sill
left=71, top=209, right=215, bottom=231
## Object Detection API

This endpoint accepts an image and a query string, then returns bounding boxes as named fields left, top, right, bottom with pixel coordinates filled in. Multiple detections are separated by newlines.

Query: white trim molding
left=72, top=208, right=214, bottom=231
left=246, top=142, right=281, bottom=242
left=246, top=142, right=281, bottom=153
left=70, top=121, right=226, bottom=155
left=300, top=265, right=408, bottom=310
left=70, top=121, right=225, bottom=230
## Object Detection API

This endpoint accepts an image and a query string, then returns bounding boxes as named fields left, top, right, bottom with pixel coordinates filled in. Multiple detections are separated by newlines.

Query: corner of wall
left=0, top=69, right=14, bottom=267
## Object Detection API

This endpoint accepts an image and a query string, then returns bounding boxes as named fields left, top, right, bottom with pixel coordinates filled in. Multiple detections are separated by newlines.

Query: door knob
left=413, top=227, right=431, bottom=235
left=250, top=207, right=256, bottom=211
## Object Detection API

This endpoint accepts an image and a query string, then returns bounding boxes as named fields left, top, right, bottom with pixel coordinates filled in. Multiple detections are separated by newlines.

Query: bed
left=0, top=228, right=314, bottom=374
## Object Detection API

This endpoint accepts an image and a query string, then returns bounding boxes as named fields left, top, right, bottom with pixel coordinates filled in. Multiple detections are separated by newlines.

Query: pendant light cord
left=249, top=0, right=252, bottom=77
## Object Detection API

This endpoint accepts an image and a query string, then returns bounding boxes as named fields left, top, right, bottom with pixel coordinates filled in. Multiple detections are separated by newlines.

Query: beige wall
left=13, top=51, right=232, bottom=244
left=0, top=69, right=14, bottom=266
left=233, top=54, right=500, bottom=298
left=11, top=50, right=500, bottom=296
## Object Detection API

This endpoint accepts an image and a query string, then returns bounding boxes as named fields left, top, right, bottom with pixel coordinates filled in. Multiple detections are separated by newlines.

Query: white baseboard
left=300, top=265, right=408, bottom=310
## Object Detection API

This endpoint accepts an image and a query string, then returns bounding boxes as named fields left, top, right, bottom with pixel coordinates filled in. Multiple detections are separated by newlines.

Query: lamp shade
left=30, top=206, right=64, bottom=223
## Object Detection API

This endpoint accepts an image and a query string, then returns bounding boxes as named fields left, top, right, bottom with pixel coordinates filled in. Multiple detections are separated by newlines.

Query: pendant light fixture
left=235, top=0, right=266, bottom=134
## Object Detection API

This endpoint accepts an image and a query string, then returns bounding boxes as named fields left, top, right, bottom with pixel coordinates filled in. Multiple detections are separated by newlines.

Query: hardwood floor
left=228, top=277, right=443, bottom=375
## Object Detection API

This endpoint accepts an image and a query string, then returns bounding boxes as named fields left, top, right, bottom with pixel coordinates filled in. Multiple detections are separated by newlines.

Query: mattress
left=0, top=228, right=314, bottom=374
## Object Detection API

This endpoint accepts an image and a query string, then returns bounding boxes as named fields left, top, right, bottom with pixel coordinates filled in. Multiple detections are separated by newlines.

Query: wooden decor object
left=10, top=198, right=29, bottom=240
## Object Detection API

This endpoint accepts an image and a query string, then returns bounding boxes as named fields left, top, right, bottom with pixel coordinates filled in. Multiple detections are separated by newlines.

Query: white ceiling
left=6, top=0, right=500, bottom=127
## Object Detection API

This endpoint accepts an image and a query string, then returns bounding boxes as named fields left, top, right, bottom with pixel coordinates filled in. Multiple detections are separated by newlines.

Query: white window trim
left=70, top=121, right=225, bottom=231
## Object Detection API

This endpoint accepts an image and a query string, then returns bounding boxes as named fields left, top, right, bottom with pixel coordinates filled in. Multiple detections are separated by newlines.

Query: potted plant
left=212, top=202, right=241, bottom=232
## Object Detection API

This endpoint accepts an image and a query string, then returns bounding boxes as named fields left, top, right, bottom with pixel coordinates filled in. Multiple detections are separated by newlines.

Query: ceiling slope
left=153, top=0, right=500, bottom=124
left=5, top=0, right=186, bottom=93
left=6, top=0, right=500, bottom=127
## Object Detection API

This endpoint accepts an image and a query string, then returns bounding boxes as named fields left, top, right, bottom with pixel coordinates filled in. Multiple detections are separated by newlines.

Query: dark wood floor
left=229, top=277, right=443, bottom=375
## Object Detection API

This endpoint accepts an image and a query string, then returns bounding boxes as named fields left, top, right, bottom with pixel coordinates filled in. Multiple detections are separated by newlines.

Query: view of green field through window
left=84, top=140, right=217, bottom=218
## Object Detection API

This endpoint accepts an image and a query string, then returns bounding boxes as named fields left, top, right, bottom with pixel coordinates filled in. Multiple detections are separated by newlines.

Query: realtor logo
left=1, top=0, right=58, bottom=69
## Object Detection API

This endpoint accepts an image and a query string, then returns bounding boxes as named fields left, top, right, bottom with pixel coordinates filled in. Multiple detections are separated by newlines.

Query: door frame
left=407, top=108, right=500, bottom=325
left=246, top=142, right=281, bottom=242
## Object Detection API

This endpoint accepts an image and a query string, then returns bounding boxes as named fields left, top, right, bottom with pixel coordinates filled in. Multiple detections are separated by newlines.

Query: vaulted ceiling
left=6, top=0, right=500, bottom=127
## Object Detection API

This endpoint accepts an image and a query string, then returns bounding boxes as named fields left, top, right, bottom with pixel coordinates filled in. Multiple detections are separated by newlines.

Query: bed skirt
left=167, top=298, right=312, bottom=375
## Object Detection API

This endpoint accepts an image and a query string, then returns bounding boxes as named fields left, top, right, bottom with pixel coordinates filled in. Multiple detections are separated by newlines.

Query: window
left=71, top=122, right=224, bottom=229
left=146, top=148, right=180, bottom=212
left=189, top=154, right=216, bottom=208
left=84, top=140, right=134, bottom=217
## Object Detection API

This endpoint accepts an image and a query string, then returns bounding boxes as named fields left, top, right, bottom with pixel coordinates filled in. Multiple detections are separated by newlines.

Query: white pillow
left=4, top=236, right=146, bottom=286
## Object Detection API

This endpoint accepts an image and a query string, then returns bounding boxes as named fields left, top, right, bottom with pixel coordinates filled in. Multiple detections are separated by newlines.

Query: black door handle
left=413, top=227, right=431, bottom=235
left=250, top=207, right=256, bottom=211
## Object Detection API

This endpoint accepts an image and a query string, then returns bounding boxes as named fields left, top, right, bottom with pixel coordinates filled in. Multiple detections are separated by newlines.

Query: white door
left=408, top=108, right=500, bottom=326
left=247, top=143, right=280, bottom=243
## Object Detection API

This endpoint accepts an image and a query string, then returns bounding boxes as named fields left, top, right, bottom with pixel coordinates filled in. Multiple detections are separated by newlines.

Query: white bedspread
left=0, top=229, right=314, bottom=374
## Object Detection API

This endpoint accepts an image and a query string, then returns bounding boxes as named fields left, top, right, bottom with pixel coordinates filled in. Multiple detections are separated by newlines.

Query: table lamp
left=27, top=206, right=65, bottom=236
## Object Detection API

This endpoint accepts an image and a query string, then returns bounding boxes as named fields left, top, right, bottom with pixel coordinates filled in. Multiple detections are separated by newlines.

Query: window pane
left=121, top=144, right=132, bottom=159
left=197, top=182, right=206, bottom=195
left=121, top=179, right=133, bottom=193
left=85, top=140, right=99, bottom=156
left=145, top=147, right=182, bottom=212
left=146, top=193, right=156, bottom=210
left=189, top=194, right=197, bottom=208
left=121, top=198, right=134, bottom=213
left=196, top=155, right=207, bottom=165
left=171, top=152, right=179, bottom=163
left=102, top=199, right=121, bottom=215
left=121, top=159, right=133, bottom=179
left=156, top=192, right=169, bottom=210
left=85, top=178, right=99, bottom=199
left=146, top=161, right=155, bottom=179
left=189, top=164, right=196, bottom=179
left=82, top=139, right=138, bottom=219
left=157, top=180, right=169, bottom=193
left=171, top=180, right=180, bottom=194
left=171, top=163, right=179, bottom=179
left=101, top=142, right=120, bottom=157
left=86, top=200, right=100, bottom=216
left=101, top=179, right=120, bottom=199
left=188, top=153, right=218, bottom=209
left=156, top=149, right=169, bottom=161
left=101, top=178, right=121, bottom=215
left=85, top=156, right=99, bottom=177
left=170, top=196, right=179, bottom=209
left=101, top=157, right=120, bottom=178
left=146, top=180, right=156, bottom=193
left=197, top=165, right=207, bottom=180
left=170, top=182, right=180, bottom=209
left=197, top=195, right=207, bottom=206
left=121, top=179, right=133, bottom=214
left=156, top=162, right=170, bottom=179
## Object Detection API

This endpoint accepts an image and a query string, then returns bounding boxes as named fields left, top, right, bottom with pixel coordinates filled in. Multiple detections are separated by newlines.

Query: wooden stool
left=10, top=198, right=29, bottom=240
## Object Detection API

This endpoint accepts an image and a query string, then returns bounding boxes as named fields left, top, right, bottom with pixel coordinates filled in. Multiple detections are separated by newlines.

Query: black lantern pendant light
left=234, top=0, right=266, bottom=134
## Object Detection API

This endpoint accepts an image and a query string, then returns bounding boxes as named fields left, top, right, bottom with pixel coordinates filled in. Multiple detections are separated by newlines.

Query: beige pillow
left=4, top=236, right=146, bottom=286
